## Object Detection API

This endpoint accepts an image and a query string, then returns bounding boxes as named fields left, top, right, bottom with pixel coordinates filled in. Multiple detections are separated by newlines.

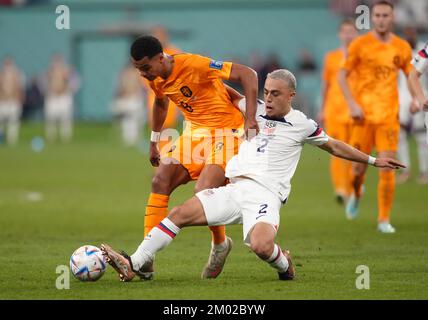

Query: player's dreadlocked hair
left=130, top=35, right=163, bottom=60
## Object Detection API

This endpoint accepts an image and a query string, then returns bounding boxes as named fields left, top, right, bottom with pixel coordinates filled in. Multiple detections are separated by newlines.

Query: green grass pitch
left=1, top=123, right=427, bottom=299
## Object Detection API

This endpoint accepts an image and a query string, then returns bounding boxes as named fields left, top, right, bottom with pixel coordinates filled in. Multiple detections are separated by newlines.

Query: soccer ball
left=70, top=245, right=106, bottom=281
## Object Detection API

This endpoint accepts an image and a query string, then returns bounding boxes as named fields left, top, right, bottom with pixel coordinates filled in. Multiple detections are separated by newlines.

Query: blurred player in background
left=408, top=42, right=428, bottom=145
left=44, top=54, right=78, bottom=143
left=111, top=63, right=146, bottom=146
left=101, top=69, right=404, bottom=283
left=319, top=19, right=358, bottom=204
left=338, top=1, right=413, bottom=233
left=397, top=27, right=428, bottom=185
left=0, top=57, right=24, bottom=145
left=130, top=35, right=258, bottom=280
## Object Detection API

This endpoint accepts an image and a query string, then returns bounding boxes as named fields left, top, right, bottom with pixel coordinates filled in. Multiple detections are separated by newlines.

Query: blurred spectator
left=297, top=48, right=318, bottom=73
left=395, top=0, right=428, bottom=30
left=248, top=51, right=263, bottom=76
left=22, top=76, right=43, bottom=120
left=43, top=54, right=78, bottom=143
left=258, top=53, right=283, bottom=94
left=111, top=63, right=146, bottom=146
left=0, top=57, right=24, bottom=145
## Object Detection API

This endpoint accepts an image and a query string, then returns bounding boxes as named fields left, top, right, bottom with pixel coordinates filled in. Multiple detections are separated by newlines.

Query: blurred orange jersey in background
left=342, top=32, right=412, bottom=124
left=323, top=48, right=356, bottom=124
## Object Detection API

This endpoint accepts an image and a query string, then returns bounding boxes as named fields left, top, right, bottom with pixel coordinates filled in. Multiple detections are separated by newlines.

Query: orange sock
left=349, top=166, right=366, bottom=198
left=378, top=170, right=395, bottom=222
left=144, top=193, right=169, bottom=237
left=209, top=225, right=226, bottom=245
left=330, top=156, right=351, bottom=196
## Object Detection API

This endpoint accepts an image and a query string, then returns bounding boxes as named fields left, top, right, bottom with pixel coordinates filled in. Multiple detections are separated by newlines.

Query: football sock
left=378, top=170, right=395, bottom=222
left=209, top=225, right=226, bottom=245
left=265, top=244, right=289, bottom=273
left=350, top=170, right=366, bottom=198
left=144, top=193, right=169, bottom=237
left=131, top=218, right=181, bottom=271
left=212, top=239, right=228, bottom=251
left=331, top=156, right=351, bottom=197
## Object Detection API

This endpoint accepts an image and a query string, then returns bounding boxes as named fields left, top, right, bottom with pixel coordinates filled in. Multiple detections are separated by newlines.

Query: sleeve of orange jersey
left=400, top=41, right=413, bottom=76
left=341, top=39, right=360, bottom=73
left=192, top=55, right=233, bottom=80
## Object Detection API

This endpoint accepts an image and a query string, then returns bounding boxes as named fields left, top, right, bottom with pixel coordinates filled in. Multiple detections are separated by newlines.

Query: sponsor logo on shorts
left=168, top=145, right=177, bottom=153
left=215, top=141, right=224, bottom=151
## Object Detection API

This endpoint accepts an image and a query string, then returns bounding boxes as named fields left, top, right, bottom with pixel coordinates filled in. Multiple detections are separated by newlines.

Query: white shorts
left=196, top=177, right=282, bottom=245
left=44, top=94, right=73, bottom=121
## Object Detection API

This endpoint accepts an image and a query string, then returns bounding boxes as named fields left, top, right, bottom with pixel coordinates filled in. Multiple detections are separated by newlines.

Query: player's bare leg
left=142, top=159, right=191, bottom=279
left=249, top=222, right=295, bottom=280
left=196, top=164, right=233, bottom=279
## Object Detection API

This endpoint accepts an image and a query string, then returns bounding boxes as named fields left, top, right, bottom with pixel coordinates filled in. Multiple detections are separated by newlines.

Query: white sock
left=130, top=218, right=181, bottom=271
left=265, top=244, right=289, bottom=273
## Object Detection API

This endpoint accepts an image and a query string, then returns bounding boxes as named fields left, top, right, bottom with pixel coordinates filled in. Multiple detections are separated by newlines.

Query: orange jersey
left=149, top=53, right=244, bottom=135
left=143, top=46, right=181, bottom=128
left=342, top=32, right=413, bottom=124
left=323, top=48, right=355, bottom=124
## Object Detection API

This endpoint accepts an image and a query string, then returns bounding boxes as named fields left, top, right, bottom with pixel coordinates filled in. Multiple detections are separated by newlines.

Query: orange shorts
left=349, top=121, right=399, bottom=154
left=324, top=121, right=351, bottom=144
left=160, top=133, right=241, bottom=180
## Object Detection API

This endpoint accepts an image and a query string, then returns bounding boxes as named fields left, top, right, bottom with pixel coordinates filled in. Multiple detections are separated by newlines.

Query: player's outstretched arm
left=149, top=96, right=169, bottom=167
left=228, top=64, right=259, bottom=138
left=318, top=138, right=405, bottom=169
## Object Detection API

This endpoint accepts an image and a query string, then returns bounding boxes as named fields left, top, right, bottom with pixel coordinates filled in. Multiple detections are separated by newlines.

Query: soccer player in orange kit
left=123, top=35, right=259, bottom=280
left=320, top=19, right=358, bottom=204
left=338, top=1, right=413, bottom=233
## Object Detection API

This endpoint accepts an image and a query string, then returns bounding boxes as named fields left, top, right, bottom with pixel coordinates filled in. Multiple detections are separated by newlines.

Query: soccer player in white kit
left=408, top=43, right=428, bottom=144
left=101, top=69, right=404, bottom=281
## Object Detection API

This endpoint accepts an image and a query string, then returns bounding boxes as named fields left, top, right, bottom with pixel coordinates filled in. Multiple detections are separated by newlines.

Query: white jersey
left=412, top=43, right=428, bottom=74
left=227, top=100, right=328, bottom=202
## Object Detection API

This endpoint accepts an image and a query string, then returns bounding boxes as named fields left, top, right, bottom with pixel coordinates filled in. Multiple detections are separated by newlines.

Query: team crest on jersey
left=168, top=145, right=177, bottom=153
left=393, top=55, right=401, bottom=68
left=263, top=120, right=277, bottom=135
left=203, top=189, right=215, bottom=196
left=180, top=86, right=193, bottom=98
